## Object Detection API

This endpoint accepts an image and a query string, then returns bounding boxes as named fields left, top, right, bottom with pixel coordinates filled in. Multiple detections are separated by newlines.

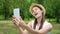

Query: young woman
left=12, top=4, right=52, bottom=34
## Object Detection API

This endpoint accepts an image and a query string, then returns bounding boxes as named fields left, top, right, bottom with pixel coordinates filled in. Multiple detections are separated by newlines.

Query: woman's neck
left=37, top=17, right=42, bottom=25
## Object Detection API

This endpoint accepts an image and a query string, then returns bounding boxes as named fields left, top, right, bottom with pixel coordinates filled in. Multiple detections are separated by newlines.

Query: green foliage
left=19, top=0, right=38, bottom=19
left=0, top=0, right=60, bottom=23
left=43, top=0, right=60, bottom=23
left=43, top=0, right=55, bottom=17
left=0, top=15, right=5, bottom=20
left=0, top=0, right=4, bottom=15
left=0, top=0, right=38, bottom=20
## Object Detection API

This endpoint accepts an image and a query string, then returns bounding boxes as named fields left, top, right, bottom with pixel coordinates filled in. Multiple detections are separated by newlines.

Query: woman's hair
left=34, top=13, right=45, bottom=30
left=29, top=4, right=45, bottom=30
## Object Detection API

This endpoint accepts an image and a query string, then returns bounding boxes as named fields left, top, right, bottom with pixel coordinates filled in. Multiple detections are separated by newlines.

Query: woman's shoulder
left=42, top=21, right=53, bottom=32
left=44, top=21, right=52, bottom=25
left=43, top=21, right=53, bottom=29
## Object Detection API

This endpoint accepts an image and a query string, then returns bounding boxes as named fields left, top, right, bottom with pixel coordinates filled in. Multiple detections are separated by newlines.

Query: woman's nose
left=34, top=10, right=37, bottom=13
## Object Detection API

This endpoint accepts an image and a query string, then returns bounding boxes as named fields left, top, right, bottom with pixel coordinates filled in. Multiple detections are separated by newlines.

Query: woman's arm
left=13, top=16, right=52, bottom=34
left=18, top=21, right=32, bottom=34
left=19, top=20, right=40, bottom=34
left=17, top=27, right=28, bottom=34
left=17, top=27, right=24, bottom=34
left=20, top=20, right=52, bottom=34
left=12, top=16, right=28, bottom=34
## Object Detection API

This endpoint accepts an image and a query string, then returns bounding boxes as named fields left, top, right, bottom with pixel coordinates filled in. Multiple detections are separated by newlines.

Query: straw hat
left=29, top=4, right=46, bottom=15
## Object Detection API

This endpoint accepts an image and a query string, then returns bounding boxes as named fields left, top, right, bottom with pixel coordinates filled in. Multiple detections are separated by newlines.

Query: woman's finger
left=12, top=16, right=16, bottom=19
left=12, top=19, right=17, bottom=25
left=12, top=19, right=20, bottom=27
left=12, top=16, right=24, bottom=27
left=19, top=16, right=23, bottom=20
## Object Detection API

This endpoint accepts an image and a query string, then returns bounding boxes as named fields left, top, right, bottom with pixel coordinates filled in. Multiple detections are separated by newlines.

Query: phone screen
left=13, top=8, right=20, bottom=17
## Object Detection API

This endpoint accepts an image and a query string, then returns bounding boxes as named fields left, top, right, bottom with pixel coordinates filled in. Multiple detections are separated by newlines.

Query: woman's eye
left=35, top=9, right=37, bottom=11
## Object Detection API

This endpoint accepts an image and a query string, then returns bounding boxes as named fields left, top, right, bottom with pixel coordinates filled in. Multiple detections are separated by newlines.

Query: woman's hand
left=19, top=17, right=26, bottom=27
left=12, top=16, right=26, bottom=27
left=12, top=16, right=20, bottom=27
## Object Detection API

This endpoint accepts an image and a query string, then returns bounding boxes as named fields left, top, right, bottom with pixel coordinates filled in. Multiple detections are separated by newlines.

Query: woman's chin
left=35, top=16, right=39, bottom=19
left=34, top=15, right=40, bottom=18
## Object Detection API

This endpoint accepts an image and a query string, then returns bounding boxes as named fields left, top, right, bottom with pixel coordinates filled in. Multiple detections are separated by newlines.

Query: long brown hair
left=34, top=12, right=45, bottom=30
left=29, top=4, right=45, bottom=30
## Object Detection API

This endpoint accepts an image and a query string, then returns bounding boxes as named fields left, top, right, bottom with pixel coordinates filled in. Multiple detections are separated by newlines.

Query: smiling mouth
left=35, top=13, right=38, bottom=16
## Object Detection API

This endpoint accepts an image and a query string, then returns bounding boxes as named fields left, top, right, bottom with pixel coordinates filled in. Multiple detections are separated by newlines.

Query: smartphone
left=13, top=8, right=20, bottom=18
left=13, top=8, right=20, bottom=23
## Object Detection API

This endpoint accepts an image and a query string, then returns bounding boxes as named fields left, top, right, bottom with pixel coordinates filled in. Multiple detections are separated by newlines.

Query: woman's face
left=32, top=7, right=43, bottom=18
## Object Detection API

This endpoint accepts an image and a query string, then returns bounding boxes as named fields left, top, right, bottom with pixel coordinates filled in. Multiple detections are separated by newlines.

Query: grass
left=0, top=20, right=60, bottom=34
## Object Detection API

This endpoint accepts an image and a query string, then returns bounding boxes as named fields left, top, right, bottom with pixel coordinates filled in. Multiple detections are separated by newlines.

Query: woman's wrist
left=22, top=23, right=27, bottom=28
left=19, top=20, right=27, bottom=27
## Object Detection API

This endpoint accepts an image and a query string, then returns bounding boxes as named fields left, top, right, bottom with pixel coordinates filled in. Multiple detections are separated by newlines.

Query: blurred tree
left=38, top=0, right=44, bottom=4
left=0, top=0, right=38, bottom=20
left=0, top=0, right=60, bottom=23
left=54, top=0, right=60, bottom=23
left=19, top=0, right=38, bottom=20
left=43, top=0, right=60, bottom=23
left=3, top=0, right=9, bottom=20
left=0, top=0, right=5, bottom=20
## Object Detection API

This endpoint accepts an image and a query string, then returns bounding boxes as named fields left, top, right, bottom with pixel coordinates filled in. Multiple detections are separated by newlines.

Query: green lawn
left=0, top=20, right=60, bottom=34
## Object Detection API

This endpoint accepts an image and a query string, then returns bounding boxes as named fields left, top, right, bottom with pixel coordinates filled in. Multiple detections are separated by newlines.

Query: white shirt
left=32, top=20, right=51, bottom=34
